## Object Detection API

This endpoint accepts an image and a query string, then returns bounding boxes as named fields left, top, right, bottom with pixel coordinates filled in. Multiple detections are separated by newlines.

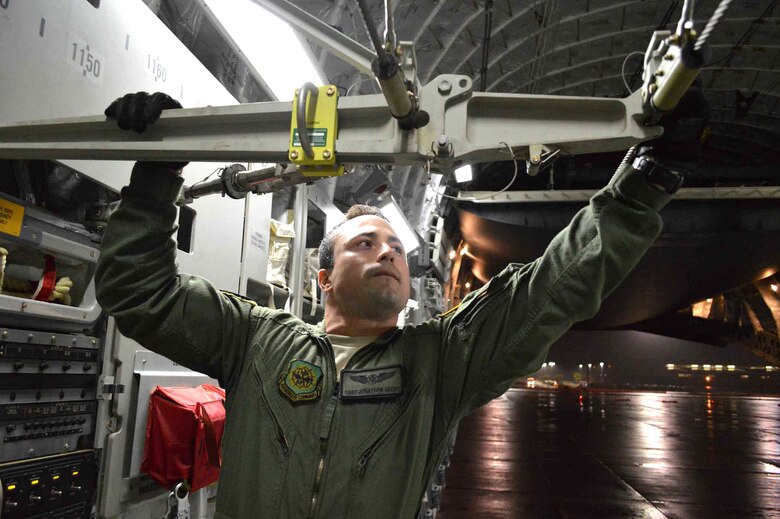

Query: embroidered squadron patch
left=279, top=359, right=323, bottom=403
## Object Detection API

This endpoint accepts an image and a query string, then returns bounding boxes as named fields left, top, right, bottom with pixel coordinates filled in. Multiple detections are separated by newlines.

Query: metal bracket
left=526, top=144, right=561, bottom=176
left=398, top=41, right=420, bottom=95
left=165, top=482, right=191, bottom=519
left=99, top=376, right=126, bottom=401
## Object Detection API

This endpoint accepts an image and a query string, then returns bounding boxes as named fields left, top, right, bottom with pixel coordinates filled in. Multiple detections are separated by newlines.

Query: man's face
left=320, top=215, right=411, bottom=321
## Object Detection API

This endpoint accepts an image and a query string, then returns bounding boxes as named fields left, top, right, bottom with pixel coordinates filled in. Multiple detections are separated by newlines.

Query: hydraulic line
left=183, top=165, right=276, bottom=200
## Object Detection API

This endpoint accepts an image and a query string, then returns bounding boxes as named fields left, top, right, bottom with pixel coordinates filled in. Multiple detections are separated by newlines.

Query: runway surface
left=438, top=388, right=780, bottom=518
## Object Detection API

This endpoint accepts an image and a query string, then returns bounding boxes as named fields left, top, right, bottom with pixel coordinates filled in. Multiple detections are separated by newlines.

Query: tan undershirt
left=328, top=334, right=377, bottom=381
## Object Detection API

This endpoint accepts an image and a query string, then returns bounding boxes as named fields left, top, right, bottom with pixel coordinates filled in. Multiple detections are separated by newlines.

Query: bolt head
left=437, top=135, right=449, bottom=148
left=323, top=150, right=332, bottom=159
left=326, top=87, right=335, bottom=96
left=438, top=80, right=452, bottom=95
left=531, top=155, right=541, bottom=163
left=649, top=84, right=658, bottom=94
left=290, top=150, right=299, bottom=160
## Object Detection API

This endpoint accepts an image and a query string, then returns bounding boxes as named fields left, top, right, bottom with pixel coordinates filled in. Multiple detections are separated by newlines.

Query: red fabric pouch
left=141, top=384, right=226, bottom=492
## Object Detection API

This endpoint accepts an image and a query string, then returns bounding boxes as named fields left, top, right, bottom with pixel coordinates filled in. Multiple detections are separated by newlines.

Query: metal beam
left=457, top=186, right=780, bottom=203
left=0, top=75, right=657, bottom=170
left=251, top=0, right=375, bottom=76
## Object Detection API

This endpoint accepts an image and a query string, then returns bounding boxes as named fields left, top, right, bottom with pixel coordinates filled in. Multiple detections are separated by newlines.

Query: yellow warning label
left=0, top=198, right=24, bottom=237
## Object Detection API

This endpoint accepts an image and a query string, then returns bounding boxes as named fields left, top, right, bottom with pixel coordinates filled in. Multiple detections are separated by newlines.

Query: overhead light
left=465, top=282, right=471, bottom=289
left=454, top=165, right=473, bottom=183
left=448, top=250, right=457, bottom=260
left=204, top=0, right=324, bottom=100
left=378, top=198, right=420, bottom=254
left=460, top=245, right=468, bottom=256
left=772, top=283, right=778, bottom=293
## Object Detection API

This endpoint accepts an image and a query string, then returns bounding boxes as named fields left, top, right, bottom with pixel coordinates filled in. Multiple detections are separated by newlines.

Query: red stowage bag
left=141, top=384, right=226, bottom=492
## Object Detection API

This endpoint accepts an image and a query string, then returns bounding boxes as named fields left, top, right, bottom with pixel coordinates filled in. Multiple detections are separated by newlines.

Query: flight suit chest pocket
left=345, top=380, right=425, bottom=516
left=251, top=353, right=296, bottom=459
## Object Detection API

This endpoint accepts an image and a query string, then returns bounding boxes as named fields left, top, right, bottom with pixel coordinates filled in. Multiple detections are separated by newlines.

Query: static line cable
left=479, top=0, right=495, bottom=92
left=384, top=0, right=396, bottom=52
left=356, top=0, right=386, bottom=58
left=695, top=0, right=733, bottom=51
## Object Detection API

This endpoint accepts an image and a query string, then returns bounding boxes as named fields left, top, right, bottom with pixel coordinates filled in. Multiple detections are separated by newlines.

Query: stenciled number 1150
left=72, top=42, right=101, bottom=78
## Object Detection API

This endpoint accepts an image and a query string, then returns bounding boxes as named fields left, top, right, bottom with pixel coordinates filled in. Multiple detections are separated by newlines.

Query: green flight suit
left=95, top=161, right=669, bottom=518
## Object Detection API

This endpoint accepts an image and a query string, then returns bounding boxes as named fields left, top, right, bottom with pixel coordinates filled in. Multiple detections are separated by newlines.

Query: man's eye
left=392, top=246, right=404, bottom=254
left=358, top=240, right=372, bottom=247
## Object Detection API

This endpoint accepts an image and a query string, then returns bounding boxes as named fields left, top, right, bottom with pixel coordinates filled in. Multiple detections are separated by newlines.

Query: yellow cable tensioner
left=289, top=83, right=344, bottom=178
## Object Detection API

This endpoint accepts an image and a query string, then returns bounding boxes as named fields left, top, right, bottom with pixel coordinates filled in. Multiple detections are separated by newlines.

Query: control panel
left=0, top=450, right=97, bottom=519
left=0, top=327, right=99, bottom=463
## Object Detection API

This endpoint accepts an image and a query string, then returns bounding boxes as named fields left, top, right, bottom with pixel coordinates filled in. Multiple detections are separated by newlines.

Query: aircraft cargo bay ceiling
left=146, top=0, right=780, bottom=352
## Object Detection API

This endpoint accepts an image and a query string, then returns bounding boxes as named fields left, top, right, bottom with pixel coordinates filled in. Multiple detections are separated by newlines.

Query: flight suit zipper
left=308, top=330, right=403, bottom=518
left=355, top=380, right=421, bottom=476
left=308, top=337, right=338, bottom=519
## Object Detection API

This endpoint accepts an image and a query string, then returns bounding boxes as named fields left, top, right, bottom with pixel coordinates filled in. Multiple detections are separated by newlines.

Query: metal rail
left=457, top=186, right=780, bottom=204
left=0, top=76, right=658, bottom=173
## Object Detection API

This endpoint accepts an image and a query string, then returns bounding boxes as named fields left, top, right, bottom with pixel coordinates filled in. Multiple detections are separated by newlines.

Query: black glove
left=104, top=91, right=181, bottom=132
left=104, top=92, right=188, bottom=172
left=637, top=83, right=710, bottom=173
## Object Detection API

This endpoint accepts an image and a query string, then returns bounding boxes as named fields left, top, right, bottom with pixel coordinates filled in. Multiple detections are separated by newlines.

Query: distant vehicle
left=526, top=377, right=536, bottom=388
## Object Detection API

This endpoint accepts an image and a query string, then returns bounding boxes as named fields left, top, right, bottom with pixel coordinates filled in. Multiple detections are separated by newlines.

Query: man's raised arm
left=95, top=93, right=257, bottom=389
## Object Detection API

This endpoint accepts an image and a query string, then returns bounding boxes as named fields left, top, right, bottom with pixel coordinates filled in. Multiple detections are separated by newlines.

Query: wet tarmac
left=438, top=388, right=780, bottom=518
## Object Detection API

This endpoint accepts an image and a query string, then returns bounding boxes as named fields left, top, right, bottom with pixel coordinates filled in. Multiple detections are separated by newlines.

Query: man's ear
left=318, top=269, right=333, bottom=293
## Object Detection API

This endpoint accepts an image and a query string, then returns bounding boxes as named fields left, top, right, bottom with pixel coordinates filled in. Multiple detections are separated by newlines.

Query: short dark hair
left=318, top=204, right=389, bottom=270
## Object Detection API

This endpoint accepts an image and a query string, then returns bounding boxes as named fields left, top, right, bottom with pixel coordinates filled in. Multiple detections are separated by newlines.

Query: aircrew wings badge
left=279, top=359, right=323, bottom=403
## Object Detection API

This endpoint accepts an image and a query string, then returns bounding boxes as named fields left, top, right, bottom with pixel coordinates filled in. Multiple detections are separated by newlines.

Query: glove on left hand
left=104, top=91, right=188, bottom=172
left=637, top=84, right=710, bottom=174
left=104, top=91, right=182, bottom=133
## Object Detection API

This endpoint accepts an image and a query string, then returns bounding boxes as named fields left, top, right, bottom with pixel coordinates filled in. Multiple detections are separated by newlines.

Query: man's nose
left=377, top=243, right=395, bottom=262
